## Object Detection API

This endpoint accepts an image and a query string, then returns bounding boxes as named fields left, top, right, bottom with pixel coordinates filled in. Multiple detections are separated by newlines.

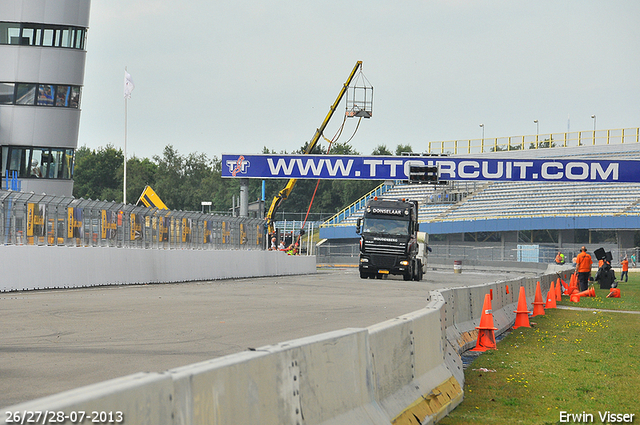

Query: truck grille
left=371, top=255, right=396, bottom=268
left=363, top=241, right=406, bottom=256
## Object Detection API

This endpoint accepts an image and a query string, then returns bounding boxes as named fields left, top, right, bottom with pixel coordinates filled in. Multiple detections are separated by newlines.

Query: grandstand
left=319, top=139, right=640, bottom=264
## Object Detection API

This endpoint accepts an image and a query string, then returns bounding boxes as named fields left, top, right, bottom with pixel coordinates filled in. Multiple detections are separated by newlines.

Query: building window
left=3, top=82, right=80, bottom=108
left=16, top=83, right=36, bottom=105
left=70, top=87, right=80, bottom=108
left=0, top=82, right=15, bottom=104
left=1, top=146, right=74, bottom=180
left=0, top=22, right=86, bottom=50
left=63, top=149, right=74, bottom=179
left=37, top=84, right=55, bottom=106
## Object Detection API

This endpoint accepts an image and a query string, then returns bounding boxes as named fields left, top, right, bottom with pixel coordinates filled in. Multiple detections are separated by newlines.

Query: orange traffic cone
left=555, top=278, right=562, bottom=301
left=471, top=293, right=498, bottom=352
left=532, top=281, right=545, bottom=317
left=607, top=288, right=621, bottom=298
left=513, top=286, right=531, bottom=329
left=570, top=286, right=596, bottom=302
left=566, top=273, right=579, bottom=296
left=545, top=281, right=557, bottom=309
left=575, top=287, right=596, bottom=298
left=506, top=285, right=510, bottom=294
left=560, top=278, right=569, bottom=291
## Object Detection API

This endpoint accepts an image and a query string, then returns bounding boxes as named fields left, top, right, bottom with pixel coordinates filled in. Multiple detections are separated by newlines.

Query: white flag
left=124, top=70, right=135, bottom=99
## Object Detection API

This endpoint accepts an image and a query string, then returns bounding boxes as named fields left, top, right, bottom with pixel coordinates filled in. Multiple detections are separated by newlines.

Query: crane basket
left=346, top=69, right=373, bottom=118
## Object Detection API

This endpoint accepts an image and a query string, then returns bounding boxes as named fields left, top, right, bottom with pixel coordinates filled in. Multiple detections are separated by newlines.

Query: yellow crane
left=266, top=61, right=368, bottom=234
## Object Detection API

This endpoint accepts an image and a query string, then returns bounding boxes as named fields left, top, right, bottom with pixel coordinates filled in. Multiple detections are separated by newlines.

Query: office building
left=0, top=0, right=91, bottom=196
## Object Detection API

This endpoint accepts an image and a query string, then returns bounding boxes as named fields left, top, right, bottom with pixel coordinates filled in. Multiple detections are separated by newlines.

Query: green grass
left=556, top=273, right=640, bottom=311
left=439, top=273, right=640, bottom=425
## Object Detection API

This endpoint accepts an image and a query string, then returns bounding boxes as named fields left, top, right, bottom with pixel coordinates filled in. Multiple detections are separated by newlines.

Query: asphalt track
left=0, top=267, right=537, bottom=408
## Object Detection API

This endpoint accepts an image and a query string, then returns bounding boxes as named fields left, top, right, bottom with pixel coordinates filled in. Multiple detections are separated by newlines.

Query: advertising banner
left=27, top=203, right=46, bottom=244
left=256, top=224, right=263, bottom=246
left=181, top=218, right=192, bottom=243
left=222, top=154, right=639, bottom=183
left=204, top=220, right=212, bottom=244
left=222, top=221, right=231, bottom=244
left=130, top=213, right=143, bottom=241
left=101, top=210, right=117, bottom=240
left=67, top=207, right=83, bottom=239
left=159, top=216, right=169, bottom=242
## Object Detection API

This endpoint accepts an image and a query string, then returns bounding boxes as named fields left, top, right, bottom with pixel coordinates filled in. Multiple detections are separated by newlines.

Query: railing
left=428, top=127, right=640, bottom=155
left=274, top=220, right=323, bottom=233
left=322, top=182, right=393, bottom=226
left=0, top=189, right=266, bottom=250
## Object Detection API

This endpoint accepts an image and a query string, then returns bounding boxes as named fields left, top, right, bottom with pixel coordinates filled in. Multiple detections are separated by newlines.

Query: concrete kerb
left=0, top=267, right=575, bottom=425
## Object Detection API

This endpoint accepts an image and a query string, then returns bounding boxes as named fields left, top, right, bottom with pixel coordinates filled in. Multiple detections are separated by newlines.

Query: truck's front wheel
left=413, top=259, right=423, bottom=281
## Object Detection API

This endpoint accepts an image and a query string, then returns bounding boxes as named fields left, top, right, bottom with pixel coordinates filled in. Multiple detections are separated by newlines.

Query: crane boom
left=266, top=61, right=364, bottom=234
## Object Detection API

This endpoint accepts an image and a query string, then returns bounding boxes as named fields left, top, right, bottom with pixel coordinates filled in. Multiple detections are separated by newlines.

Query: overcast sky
left=78, top=0, right=640, bottom=161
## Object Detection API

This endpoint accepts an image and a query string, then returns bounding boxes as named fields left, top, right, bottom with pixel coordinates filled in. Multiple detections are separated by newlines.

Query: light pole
left=591, top=114, right=596, bottom=144
left=479, top=124, right=485, bottom=151
left=534, top=119, right=539, bottom=145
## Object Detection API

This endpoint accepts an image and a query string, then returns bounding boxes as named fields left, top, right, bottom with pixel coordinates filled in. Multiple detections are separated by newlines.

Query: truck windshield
left=363, top=217, right=409, bottom=235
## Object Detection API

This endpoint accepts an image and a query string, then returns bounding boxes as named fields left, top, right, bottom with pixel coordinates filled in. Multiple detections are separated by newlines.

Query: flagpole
left=124, top=92, right=128, bottom=205
left=124, top=67, right=128, bottom=205
left=123, top=68, right=135, bottom=205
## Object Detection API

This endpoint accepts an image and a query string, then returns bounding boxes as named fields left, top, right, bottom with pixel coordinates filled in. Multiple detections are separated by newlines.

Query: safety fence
left=0, top=190, right=266, bottom=250
left=315, top=240, right=629, bottom=267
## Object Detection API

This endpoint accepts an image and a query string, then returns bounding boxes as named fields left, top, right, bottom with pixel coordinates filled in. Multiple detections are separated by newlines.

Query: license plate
left=378, top=270, right=389, bottom=274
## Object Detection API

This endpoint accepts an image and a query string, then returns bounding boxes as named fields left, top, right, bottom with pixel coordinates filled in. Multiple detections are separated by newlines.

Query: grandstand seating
left=321, top=143, right=640, bottom=232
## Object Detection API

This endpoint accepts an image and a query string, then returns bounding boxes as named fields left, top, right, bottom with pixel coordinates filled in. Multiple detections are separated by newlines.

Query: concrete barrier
left=0, top=267, right=575, bottom=425
left=170, top=328, right=388, bottom=425
left=1, top=373, right=174, bottom=425
left=367, top=295, right=462, bottom=425
left=0, top=246, right=316, bottom=292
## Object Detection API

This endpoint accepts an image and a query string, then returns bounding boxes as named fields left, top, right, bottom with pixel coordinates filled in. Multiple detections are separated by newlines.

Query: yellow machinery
left=136, top=185, right=168, bottom=210
left=266, top=61, right=370, bottom=234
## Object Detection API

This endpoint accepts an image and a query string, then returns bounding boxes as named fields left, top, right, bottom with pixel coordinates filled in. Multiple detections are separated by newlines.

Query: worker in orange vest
left=621, top=257, right=629, bottom=282
left=575, top=246, right=593, bottom=292
left=555, top=251, right=565, bottom=265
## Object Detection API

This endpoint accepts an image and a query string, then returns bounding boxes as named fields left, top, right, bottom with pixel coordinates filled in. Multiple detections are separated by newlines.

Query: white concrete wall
left=0, top=246, right=316, bottom=292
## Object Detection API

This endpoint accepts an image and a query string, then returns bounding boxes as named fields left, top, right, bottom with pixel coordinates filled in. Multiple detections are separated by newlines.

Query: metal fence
left=429, top=243, right=552, bottom=263
left=0, top=190, right=266, bottom=250
left=315, top=240, right=631, bottom=266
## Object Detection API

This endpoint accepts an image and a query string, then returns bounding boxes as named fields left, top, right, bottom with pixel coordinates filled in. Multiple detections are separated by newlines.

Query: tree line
left=72, top=142, right=414, bottom=219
